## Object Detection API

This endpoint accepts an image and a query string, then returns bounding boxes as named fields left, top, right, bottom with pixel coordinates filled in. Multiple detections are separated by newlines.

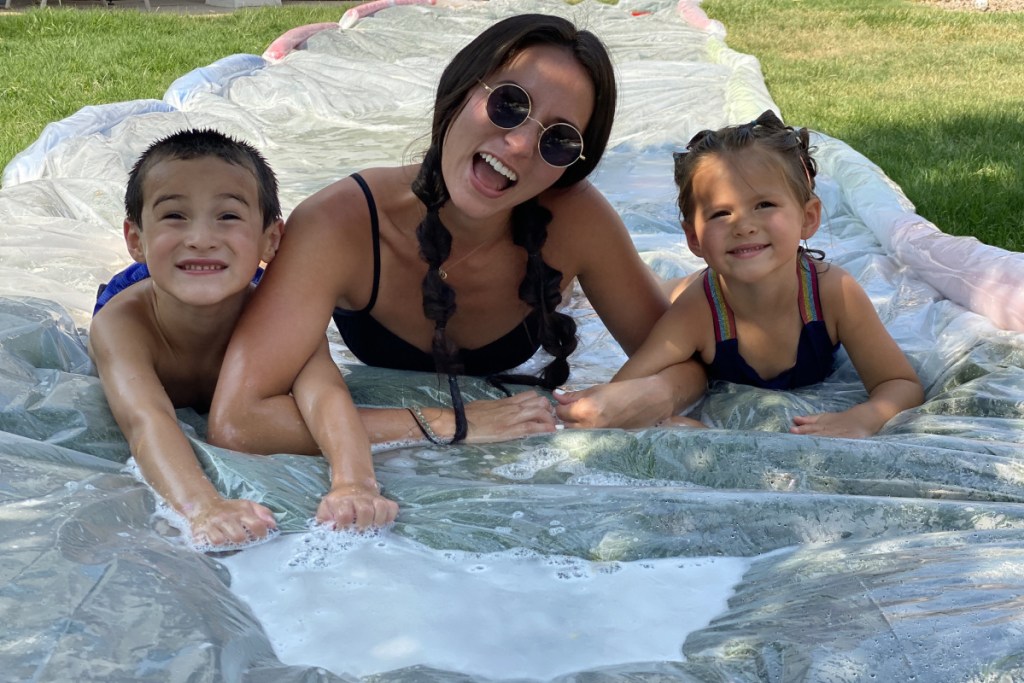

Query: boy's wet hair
left=124, top=128, right=281, bottom=230
left=672, top=110, right=818, bottom=223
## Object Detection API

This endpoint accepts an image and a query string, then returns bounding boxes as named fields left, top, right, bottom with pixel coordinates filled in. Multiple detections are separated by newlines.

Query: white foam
left=219, top=528, right=752, bottom=680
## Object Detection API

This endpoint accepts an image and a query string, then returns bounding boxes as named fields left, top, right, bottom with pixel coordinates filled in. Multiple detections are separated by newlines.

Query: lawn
left=1, top=0, right=1020, bottom=249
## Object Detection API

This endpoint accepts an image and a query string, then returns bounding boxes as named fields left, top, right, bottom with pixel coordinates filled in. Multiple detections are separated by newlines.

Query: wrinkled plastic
left=2, top=0, right=1024, bottom=681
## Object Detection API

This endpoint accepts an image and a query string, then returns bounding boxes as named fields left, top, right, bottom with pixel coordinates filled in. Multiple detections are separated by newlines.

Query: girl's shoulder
left=667, top=270, right=715, bottom=322
left=812, top=260, right=874, bottom=326
left=812, top=260, right=858, bottom=296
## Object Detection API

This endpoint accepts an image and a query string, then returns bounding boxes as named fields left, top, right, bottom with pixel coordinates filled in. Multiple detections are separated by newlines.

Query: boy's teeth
left=481, top=153, right=517, bottom=182
left=183, top=264, right=223, bottom=271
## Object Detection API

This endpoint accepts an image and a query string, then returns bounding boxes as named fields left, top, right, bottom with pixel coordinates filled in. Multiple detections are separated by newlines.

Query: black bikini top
left=331, top=173, right=541, bottom=377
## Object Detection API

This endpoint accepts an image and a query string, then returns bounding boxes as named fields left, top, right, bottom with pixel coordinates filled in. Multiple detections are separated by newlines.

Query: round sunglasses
left=479, top=81, right=586, bottom=168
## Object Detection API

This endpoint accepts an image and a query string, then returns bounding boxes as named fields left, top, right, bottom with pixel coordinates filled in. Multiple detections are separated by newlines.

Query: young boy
left=89, top=129, right=397, bottom=548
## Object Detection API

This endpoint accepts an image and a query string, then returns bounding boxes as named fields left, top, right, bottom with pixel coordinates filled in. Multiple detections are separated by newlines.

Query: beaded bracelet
left=407, top=406, right=455, bottom=446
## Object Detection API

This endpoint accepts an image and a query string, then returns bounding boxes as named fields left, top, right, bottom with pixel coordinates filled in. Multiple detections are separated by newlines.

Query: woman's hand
left=466, top=391, right=558, bottom=442
left=316, top=483, right=398, bottom=531
left=413, top=391, right=557, bottom=444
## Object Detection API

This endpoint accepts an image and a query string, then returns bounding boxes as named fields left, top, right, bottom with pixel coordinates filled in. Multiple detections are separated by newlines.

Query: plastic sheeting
left=2, top=0, right=1024, bottom=681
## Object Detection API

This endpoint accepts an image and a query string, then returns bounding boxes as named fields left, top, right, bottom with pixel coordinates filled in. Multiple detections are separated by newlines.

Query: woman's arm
left=208, top=184, right=356, bottom=454
left=791, top=268, right=924, bottom=438
left=209, top=176, right=557, bottom=450
left=293, top=339, right=398, bottom=529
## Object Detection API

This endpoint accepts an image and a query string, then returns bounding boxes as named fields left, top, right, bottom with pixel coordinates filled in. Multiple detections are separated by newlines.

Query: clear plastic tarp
left=2, top=1, right=1024, bottom=681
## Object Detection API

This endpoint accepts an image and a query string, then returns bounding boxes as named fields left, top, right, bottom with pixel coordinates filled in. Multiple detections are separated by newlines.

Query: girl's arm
left=791, top=268, right=924, bottom=438
left=292, top=339, right=397, bottom=530
left=90, top=315, right=276, bottom=546
left=553, top=194, right=709, bottom=429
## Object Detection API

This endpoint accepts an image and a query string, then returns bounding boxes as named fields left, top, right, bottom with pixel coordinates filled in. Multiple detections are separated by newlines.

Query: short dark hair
left=124, top=128, right=281, bottom=230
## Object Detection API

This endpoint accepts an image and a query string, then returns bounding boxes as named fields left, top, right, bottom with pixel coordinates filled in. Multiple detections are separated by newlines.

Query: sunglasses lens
left=486, top=84, right=531, bottom=129
left=539, top=124, right=584, bottom=167
left=484, top=82, right=584, bottom=167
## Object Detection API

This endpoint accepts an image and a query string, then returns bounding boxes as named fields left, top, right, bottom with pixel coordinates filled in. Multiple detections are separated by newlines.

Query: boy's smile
left=125, top=157, right=277, bottom=309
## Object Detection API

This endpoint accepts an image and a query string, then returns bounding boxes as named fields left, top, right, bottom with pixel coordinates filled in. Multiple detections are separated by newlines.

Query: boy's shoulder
left=88, top=279, right=163, bottom=360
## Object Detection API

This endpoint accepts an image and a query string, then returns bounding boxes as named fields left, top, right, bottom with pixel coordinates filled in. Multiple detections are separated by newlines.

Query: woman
left=208, top=13, right=704, bottom=451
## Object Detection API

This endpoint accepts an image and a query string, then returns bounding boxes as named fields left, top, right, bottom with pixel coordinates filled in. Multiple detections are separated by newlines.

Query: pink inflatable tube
left=263, top=23, right=339, bottom=61
left=264, top=0, right=438, bottom=60
left=675, top=0, right=726, bottom=36
left=340, top=0, right=437, bottom=30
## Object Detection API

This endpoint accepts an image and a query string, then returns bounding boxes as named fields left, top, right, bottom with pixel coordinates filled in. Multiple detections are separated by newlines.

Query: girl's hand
left=316, top=483, right=398, bottom=531
left=554, top=376, right=678, bottom=429
left=188, top=498, right=278, bottom=547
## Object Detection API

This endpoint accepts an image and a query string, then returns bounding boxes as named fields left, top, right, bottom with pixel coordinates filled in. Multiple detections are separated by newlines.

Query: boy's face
left=124, top=157, right=281, bottom=308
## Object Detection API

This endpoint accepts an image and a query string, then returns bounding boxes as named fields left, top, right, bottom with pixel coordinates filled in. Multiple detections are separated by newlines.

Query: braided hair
left=411, top=14, right=617, bottom=439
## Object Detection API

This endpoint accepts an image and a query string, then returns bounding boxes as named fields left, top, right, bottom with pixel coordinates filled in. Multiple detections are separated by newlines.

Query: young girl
left=614, top=110, right=924, bottom=438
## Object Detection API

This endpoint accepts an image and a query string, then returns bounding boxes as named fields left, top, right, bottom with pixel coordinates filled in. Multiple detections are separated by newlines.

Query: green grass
left=702, top=0, right=1024, bottom=250
left=1, top=0, right=1021, bottom=250
left=0, top=4, right=357, bottom=165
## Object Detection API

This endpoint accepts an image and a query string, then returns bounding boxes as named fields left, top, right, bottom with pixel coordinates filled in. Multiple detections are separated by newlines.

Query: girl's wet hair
left=125, top=128, right=281, bottom=231
left=672, top=110, right=824, bottom=263
left=673, top=110, right=818, bottom=222
left=411, top=14, right=618, bottom=438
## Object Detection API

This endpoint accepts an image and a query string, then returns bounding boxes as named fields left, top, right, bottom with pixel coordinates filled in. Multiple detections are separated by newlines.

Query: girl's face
left=682, top=148, right=821, bottom=284
left=441, top=44, right=595, bottom=223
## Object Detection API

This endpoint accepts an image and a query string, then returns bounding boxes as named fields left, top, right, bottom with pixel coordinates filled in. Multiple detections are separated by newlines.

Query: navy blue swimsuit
left=703, top=254, right=839, bottom=389
left=331, top=173, right=541, bottom=377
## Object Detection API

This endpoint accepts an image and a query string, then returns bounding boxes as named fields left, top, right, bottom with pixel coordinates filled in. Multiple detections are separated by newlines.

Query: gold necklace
left=437, top=239, right=495, bottom=281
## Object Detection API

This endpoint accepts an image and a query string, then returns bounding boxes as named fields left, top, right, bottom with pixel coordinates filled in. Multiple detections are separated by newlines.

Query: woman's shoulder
left=289, top=166, right=416, bottom=235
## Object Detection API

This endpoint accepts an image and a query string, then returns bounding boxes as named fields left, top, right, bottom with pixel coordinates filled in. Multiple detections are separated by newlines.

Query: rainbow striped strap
left=798, top=253, right=824, bottom=324
left=703, top=268, right=736, bottom=343
left=704, top=253, right=823, bottom=343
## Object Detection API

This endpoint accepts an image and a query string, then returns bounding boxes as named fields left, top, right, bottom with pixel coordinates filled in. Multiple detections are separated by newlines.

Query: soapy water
left=219, top=523, right=753, bottom=680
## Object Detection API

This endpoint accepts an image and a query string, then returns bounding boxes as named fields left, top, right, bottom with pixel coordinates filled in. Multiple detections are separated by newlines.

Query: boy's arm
left=292, top=339, right=398, bottom=530
left=89, top=314, right=276, bottom=546
left=791, top=270, right=924, bottom=438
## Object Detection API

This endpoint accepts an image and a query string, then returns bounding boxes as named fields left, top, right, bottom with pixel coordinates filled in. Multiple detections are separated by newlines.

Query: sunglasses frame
left=479, top=80, right=586, bottom=168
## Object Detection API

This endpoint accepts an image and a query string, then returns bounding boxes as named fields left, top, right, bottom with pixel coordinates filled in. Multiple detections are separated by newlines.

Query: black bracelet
left=407, top=406, right=455, bottom=445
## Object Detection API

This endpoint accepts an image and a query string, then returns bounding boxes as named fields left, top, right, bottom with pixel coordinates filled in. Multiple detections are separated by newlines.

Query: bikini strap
left=797, top=252, right=824, bottom=324
left=703, top=267, right=737, bottom=343
left=349, top=173, right=381, bottom=315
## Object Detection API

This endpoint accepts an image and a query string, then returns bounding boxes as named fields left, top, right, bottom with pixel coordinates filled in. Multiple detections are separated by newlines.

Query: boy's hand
left=316, top=483, right=398, bottom=531
left=188, top=498, right=278, bottom=547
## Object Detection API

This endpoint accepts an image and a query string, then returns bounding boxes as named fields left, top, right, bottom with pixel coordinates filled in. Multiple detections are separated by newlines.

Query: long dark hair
left=411, top=14, right=617, bottom=439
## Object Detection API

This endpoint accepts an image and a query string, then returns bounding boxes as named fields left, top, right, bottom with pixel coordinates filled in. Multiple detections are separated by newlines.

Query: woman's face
left=441, top=44, right=595, bottom=222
